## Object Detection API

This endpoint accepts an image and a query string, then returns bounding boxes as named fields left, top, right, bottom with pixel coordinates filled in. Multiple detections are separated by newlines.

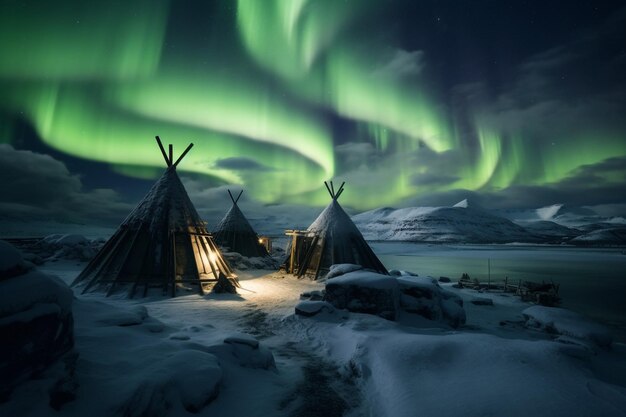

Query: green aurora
left=1, top=0, right=624, bottom=210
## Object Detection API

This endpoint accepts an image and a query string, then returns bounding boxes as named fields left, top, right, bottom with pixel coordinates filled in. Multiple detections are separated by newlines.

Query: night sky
left=1, top=0, right=625, bottom=229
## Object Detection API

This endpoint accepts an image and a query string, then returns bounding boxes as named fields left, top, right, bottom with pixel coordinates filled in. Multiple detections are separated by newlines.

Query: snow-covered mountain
left=570, top=227, right=626, bottom=245
left=497, top=203, right=623, bottom=227
left=516, top=220, right=581, bottom=241
left=353, top=200, right=538, bottom=243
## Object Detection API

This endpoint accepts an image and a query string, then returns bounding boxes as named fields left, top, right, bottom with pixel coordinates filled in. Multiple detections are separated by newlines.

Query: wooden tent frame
left=72, top=136, right=237, bottom=297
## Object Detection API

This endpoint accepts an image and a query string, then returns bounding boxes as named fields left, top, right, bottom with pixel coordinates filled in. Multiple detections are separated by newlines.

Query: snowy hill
left=570, top=227, right=626, bottom=245
left=353, top=200, right=537, bottom=243
left=517, top=220, right=581, bottom=241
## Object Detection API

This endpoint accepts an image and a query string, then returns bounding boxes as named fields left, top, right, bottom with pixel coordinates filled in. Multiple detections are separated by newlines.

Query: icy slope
left=353, top=200, right=537, bottom=243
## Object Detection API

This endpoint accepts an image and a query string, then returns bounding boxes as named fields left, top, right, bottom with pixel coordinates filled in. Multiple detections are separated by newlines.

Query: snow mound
left=188, top=334, right=276, bottom=370
left=350, top=332, right=626, bottom=417
left=119, top=350, right=222, bottom=416
left=523, top=306, right=613, bottom=348
left=0, top=241, right=74, bottom=400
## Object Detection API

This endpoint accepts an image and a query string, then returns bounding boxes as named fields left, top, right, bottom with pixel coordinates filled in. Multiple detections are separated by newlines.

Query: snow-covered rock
left=353, top=202, right=537, bottom=243
left=397, top=276, right=466, bottom=328
left=323, top=269, right=467, bottom=327
left=325, top=271, right=399, bottom=320
left=295, top=301, right=336, bottom=317
left=119, top=350, right=222, bottom=416
left=193, top=334, right=276, bottom=370
left=324, top=263, right=363, bottom=279
left=522, top=306, right=613, bottom=348
left=0, top=241, right=74, bottom=400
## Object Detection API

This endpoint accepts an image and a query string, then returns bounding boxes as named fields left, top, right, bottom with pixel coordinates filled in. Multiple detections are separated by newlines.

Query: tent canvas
left=212, top=190, right=269, bottom=258
left=72, top=136, right=236, bottom=297
left=284, top=181, right=388, bottom=279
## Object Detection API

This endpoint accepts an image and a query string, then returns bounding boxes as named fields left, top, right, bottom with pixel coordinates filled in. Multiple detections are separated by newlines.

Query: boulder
left=397, top=276, right=466, bottom=328
left=211, top=273, right=237, bottom=294
left=325, top=271, right=398, bottom=320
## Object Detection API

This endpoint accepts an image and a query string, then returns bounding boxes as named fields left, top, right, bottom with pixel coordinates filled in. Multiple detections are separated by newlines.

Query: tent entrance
left=284, top=230, right=326, bottom=278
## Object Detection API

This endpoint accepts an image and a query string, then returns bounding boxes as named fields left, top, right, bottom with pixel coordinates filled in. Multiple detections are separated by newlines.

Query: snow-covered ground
left=3, top=244, right=626, bottom=417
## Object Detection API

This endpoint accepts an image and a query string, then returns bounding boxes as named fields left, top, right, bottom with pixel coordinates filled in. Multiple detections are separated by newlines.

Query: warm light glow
left=208, top=252, right=217, bottom=264
left=258, top=238, right=264, bottom=243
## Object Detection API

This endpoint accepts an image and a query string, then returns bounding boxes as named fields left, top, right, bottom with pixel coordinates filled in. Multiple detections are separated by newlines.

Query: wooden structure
left=72, top=136, right=237, bottom=297
left=212, top=190, right=270, bottom=258
left=284, top=181, right=388, bottom=280
left=457, top=274, right=561, bottom=306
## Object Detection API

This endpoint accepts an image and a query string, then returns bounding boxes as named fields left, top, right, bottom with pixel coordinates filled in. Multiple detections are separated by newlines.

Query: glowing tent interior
left=212, top=190, right=270, bottom=258
left=284, top=181, right=388, bottom=280
left=72, top=136, right=237, bottom=297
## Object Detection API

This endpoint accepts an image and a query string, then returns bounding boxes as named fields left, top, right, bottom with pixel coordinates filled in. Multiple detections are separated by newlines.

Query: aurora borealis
left=1, top=0, right=625, bottom=225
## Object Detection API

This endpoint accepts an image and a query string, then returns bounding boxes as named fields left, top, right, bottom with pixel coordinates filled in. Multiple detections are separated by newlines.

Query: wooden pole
left=235, top=190, right=243, bottom=204
left=487, top=258, right=491, bottom=291
left=227, top=189, right=235, bottom=204
left=324, top=181, right=333, bottom=198
left=155, top=136, right=171, bottom=166
left=173, top=143, right=194, bottom=167
left=335, top=186, right=345, bottom=200
left=168, top=144, right=173, bottom=165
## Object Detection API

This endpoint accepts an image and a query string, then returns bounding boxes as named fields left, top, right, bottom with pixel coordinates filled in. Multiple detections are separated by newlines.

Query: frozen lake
left=371, top=242, right=626, bottom=340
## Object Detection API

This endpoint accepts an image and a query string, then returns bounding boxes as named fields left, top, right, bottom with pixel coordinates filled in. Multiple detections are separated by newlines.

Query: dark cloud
left=213, top=157, right=274, bottom=171
left=402, top=156, right=626, bottom=212
left=335, top=142, right=380, bottom=169
left=0, top=144, right=132, bottom=225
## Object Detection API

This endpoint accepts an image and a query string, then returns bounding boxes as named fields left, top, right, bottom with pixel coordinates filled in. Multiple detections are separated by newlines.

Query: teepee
left=212, top=190, right=269, bottom=258
left=284, top=181, right=388, bottom=279
left=72, top=136, right=236, bottom=297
